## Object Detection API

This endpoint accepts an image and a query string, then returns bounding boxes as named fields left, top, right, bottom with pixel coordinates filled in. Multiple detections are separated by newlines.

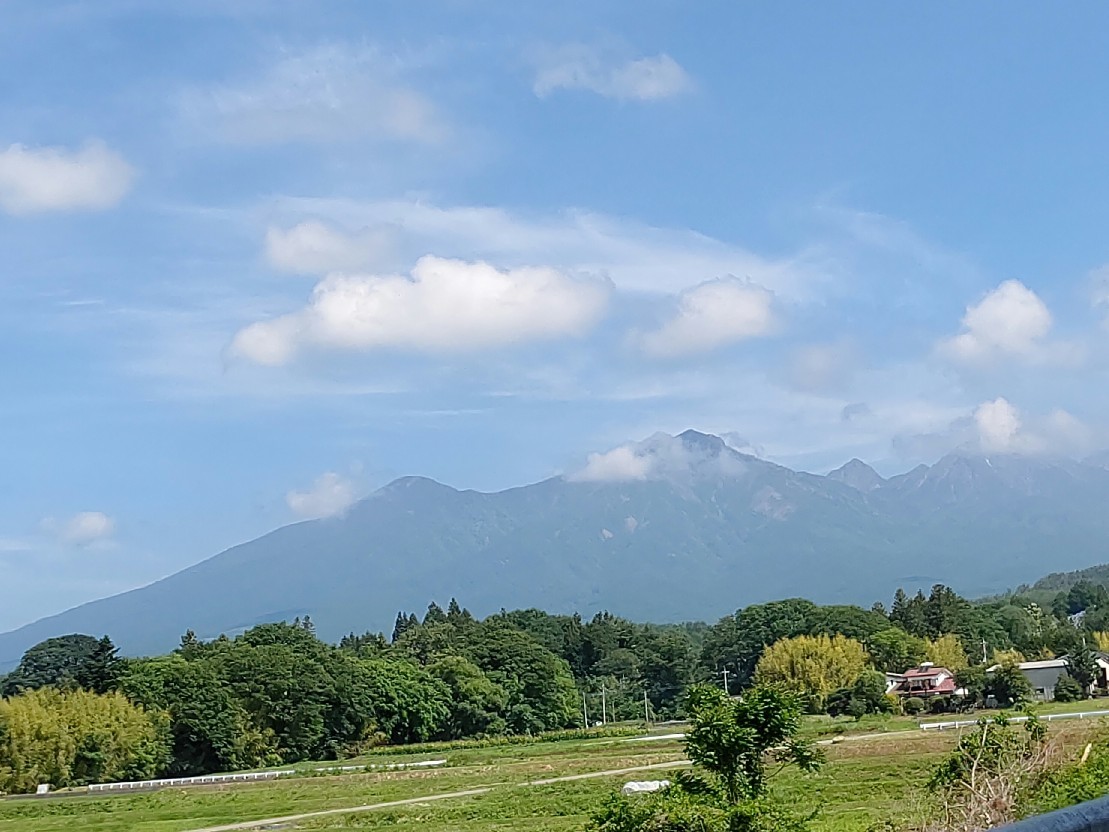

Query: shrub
left=927, top=715, right=1053, bottom=830
left=590, top=791, right=815, bottom=832
left=903, top=697, right=926, bottom=715
left=1027, top=741, right=1109, bottom=815
left=929, top=696, right=952, bottom=715
left=1053, top=674, right=1084, bottom=704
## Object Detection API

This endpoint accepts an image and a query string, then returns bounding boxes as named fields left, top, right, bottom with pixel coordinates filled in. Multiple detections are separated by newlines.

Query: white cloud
left=939, top=280, right=1055, bottom=364
left=571, top=446, right=655, bottom=482
left=258, top=197, right=828, bottom=299
left=973, top=398, right=1093, bottom=455
left=534, top=47, right=693, bottom=100
left=287, top=472, right=357, bottom=519
left=230, top=255, right=610, bottom=365
left=42, top=511, right=116, bottom=546
left=974, top=397, right=1022, bottom=452
left=182, top=44, right=444, bottom=144
left=0, top=141, right=134, bottom=215
left=638, top=278, right=775, bottom=358
left=568, top=432, right=749, bottom=483
left=899, top=397, right=1095, bottom=457
left=265, top=221, right=395, bottom=275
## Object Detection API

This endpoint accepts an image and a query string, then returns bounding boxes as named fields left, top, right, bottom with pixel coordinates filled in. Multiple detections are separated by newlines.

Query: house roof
left=1016, top=659, right=1067, bottom=670
left=902, top=666, right=951, bottom=679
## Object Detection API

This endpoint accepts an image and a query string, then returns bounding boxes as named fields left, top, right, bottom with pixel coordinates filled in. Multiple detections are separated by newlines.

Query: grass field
left=4, top=715, right=1109, bottom=832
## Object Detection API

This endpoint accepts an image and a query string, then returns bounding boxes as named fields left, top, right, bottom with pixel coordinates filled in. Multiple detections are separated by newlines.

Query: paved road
left=185, top=759, right=691, bottom=832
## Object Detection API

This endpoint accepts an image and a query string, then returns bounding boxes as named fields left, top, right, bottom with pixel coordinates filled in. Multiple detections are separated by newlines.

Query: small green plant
left=903, top=697, right=925, bottom=716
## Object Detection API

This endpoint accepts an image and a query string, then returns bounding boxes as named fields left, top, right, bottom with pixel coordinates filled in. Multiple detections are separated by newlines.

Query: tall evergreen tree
left=75, top=636, right=120, bottom=694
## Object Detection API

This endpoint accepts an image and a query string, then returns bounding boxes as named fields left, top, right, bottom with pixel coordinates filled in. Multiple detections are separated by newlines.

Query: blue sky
left=4, top=0, right=1109, bottom=632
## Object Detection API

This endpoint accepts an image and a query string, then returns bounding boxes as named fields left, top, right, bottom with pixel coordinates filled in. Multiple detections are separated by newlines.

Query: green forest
left=3, top=579, right=1109, bottom=795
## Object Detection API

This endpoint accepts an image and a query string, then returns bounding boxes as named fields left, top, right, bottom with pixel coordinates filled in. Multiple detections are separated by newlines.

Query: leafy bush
left=1027, top=740, right=1109, bottom=815
left=903, top=697, right=926, bottom=715
left=1053, top=674, right=1084, bottom=703
left=927, top=715, right=1052, bottom=830
left=929, top=696, right=952, bottom=715
left=591, top=792, right=815, bottom=832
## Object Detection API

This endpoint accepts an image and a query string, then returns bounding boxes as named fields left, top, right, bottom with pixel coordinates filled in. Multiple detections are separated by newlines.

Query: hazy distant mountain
left=6, top=429, right=1109, bottom=668
left=826, top=459, right=886, bottom=492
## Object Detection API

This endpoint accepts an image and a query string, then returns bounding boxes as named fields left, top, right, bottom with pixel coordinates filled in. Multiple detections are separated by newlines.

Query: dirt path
left=186, top=759, right=691, bottom=832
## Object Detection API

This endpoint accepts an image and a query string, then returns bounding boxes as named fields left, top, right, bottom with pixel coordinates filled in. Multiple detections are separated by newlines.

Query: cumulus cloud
left=568, top=432, right=748, bottom=483
left=0, top=141, right=134, bottom=215
left=41, top=511, right=116, bottom=546
left=571, top=446, right=654, bottom=482
left=230, top=255, right=610, bottom=365
left=286, top=472, right=357, bottom=519
left=638, top=278, right=775, bottom=358
left=939, top=280, right=1056, bottom=365
left=534, top=46, right=692, bottom=100
left=182, top=44, right=444, bottom=144
left=897, top=397, right=1094, bottom=458
left=974, top=397, right=1022, bottom=452
left=266, top=221, right=395, bottom=275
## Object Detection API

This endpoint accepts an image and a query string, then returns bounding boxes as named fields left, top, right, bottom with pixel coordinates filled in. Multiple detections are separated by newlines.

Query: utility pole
left=721, top=665, right=730, bottom=694
left=582, top=692, right=589, bottom=728
left=644, top=689, right=650, bottom=726
left=601, top=684, right=608, bottom=725
left=982, top=639, right=988, bottom=664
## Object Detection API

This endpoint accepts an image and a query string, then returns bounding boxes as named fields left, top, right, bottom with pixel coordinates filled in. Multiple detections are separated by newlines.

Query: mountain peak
left=677, top=429, right=727, bottom=454
left=826, top=458, right=885, bottom=492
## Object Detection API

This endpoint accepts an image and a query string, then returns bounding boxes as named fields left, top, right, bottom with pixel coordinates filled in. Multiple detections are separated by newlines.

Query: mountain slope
left=6, top=431, right=1109, bottom=666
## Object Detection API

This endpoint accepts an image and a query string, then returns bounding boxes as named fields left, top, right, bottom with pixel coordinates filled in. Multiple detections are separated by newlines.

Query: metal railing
left=921, top=710, right=1109, bottom=731
left=84, top=758, right=446, bottom=792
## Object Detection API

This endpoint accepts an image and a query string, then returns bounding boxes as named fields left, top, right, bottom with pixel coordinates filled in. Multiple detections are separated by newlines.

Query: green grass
left=0, top=737, right=686, bottom=832
left=5, top=718, right=1109, bottom=832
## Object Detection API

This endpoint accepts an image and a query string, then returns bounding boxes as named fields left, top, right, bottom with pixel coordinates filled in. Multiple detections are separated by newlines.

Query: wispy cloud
left=265, top=220, right=396, bottom=275
left=41, top=511, right=117, bottom=546
left=636, top=278, right=776, bottom=358
left=180, top=44, right=446, bottom=144
left=286, top=472, right=357, bottom=519
left=533, top=45, right=692, bottom=101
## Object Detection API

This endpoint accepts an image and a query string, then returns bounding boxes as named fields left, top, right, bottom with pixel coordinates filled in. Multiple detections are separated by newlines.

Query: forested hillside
left=5, top=577, right=1109, bottom=794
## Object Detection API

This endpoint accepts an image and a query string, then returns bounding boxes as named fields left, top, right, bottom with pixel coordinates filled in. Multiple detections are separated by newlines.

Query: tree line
left=2, top=580, right=1108, bottom=793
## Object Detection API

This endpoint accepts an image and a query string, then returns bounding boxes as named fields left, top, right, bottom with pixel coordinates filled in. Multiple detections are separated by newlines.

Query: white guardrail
left=86, top=758, right=446, bottom=792
left=920, top=710, right=1109, bottom=731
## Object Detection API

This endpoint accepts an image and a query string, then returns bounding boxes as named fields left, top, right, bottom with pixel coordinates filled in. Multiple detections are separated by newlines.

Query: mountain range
left=5, top=429, right=1109, bottom=669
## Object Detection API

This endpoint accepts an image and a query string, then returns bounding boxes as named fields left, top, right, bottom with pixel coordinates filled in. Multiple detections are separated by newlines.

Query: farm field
left=4, top=715, right=1109, bottom=832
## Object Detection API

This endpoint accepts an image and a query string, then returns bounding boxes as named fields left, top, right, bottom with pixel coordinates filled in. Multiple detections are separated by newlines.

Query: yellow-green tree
left=753, top=634, right=868, bottom=706
left=0, top=688, right=168, bottom=794
left=991, top=648, right=1026, bottom=667
left=1092, top=631, right=1109, bottom=653
left=925, top=634, right=969, bottom=671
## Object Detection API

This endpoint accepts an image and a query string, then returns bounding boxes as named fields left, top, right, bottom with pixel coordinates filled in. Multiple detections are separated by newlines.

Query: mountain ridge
left=6, top=430, right=1109, bottom=669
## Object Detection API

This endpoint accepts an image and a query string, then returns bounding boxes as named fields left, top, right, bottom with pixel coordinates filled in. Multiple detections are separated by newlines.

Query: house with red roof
left=889, top=662, right=960, bottom=698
